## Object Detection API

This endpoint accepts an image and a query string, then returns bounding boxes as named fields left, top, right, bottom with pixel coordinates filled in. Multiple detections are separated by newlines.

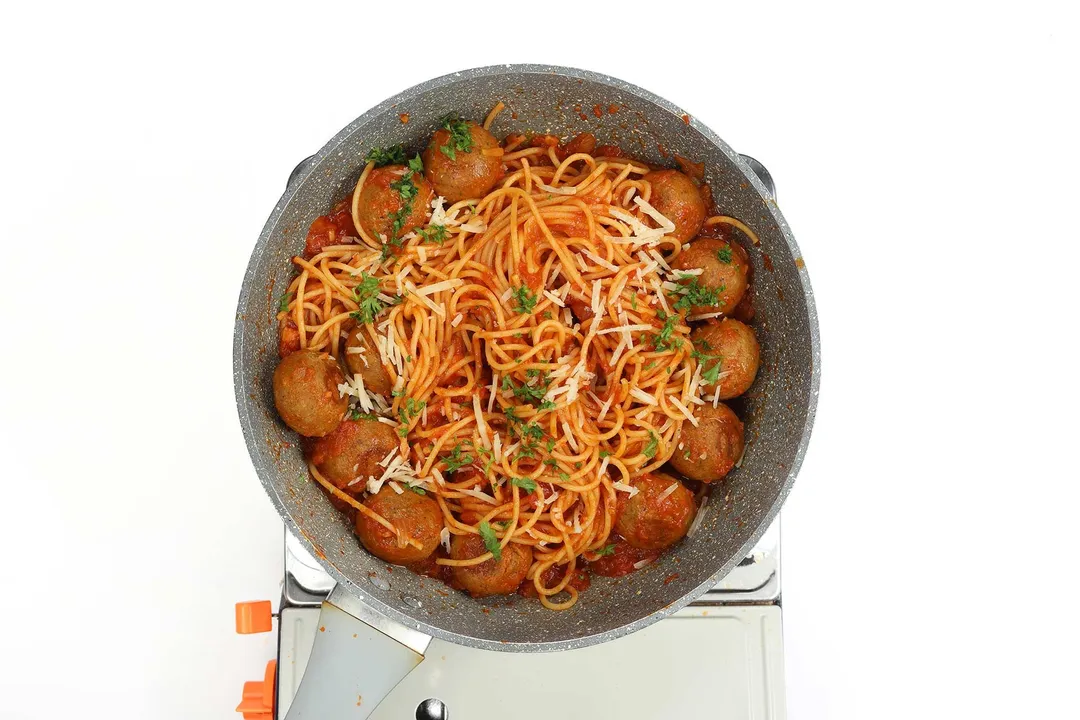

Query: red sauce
left=588, top=538, right=661, bottom=578
left=278, top=317, right=301, bottom=358
left=593, top=144, right=624, bottom=158
left=304, top=199, right=357, bottom=258
left=518, top=565, right=592, bottom=598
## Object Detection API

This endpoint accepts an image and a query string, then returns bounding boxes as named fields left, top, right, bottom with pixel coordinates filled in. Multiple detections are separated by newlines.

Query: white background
left=1, top=1, right=1078, bottom=718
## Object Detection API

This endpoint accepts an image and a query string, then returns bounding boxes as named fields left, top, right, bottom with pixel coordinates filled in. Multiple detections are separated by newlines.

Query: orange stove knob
left=235, top=601, right=273, bottom=634
left=235, top=660, right=276, bottom=719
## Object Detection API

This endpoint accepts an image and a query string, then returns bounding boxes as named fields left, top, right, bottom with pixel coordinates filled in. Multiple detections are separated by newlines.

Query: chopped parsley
left=278, top=292, right=292, bottom=313
left=511, top=285, right=538, bottom=314
left=542, top=311, right=553, bottom=320
left=478, top=521, right=501, bottom=560
left=396, top=398, right=426, bottom=435
left=349, top=410, right=380, bottom=421
left=643, top=431, right=659, bottom=459
left=557, top=471, right=570, bottom=481
left=502, top=374, right=549, bottom=404
left=538, top=400, right=556, bottom=411
left=672, top=277, right=723, bottom=313
left=630, top=293, right=638, bottom=310
left=438, top=114, right=474, bottom=160
left=443, top=442, right=474, bottom=474
left=406, top=485, right=427, bottom=495
left=349, top=272, right=389, bottom=324
left=518, top=422, right=545, bottom=442
left=595, top=544, right=617, bottom=556
left=598, top=450, right=611, bottom=458
left=383, top=154, right=426, bottom=249
left=717, top=246, right=734, bottom=264
left=504, top=406, right=521, bottom=425
left=691, top=341, right=724, bottom=384
left=511, top=477, right=537, bottom=493
left=543, top=458, right=559, bottom=468
left=365, top=145, right=407, bottom=167
left=545, top=439, right=556, bottom=452
left=651, top=310, right=681, bottom=351
left=417, top=224, right=449, bottom=245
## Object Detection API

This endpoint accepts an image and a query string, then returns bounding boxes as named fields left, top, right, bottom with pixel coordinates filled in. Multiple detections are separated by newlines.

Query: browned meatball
left=644, top=169, right=706, bottom=242
left=691, top=319, right=761, bottom=400
left=307, top=417, right=399, bottom=490
left=670, top=238, right=750, bottom=316
left=272, top=349, right=347, bottom=437
left=354, top=165, right=434, bottom=242
left=669, top=402, right=745, bottom=483
left=615, top=472, right=696, bottom=550
left=450, top=533, right=533, bottom=597
left=422, top=121, right=502, bottom=203
left=344, top=327, right=392, bottom=395
left=355, top=486, right=443, bottom=565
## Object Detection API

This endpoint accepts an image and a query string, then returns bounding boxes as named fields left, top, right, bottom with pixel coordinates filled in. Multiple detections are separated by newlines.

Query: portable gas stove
left=234, top=518, right=785, bottom=719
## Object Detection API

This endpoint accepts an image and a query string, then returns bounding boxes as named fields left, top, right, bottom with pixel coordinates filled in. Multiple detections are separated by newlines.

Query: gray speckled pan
left=233, top=65, right=820, bottom=652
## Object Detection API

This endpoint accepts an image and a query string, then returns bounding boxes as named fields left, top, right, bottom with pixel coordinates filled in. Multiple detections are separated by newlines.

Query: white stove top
left=270, top=520, right=785, bottom=719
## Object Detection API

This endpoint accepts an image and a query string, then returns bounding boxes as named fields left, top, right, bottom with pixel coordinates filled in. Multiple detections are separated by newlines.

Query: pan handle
left=738, top=154, right=776, bottom=199
left=282, top=586, right=431, bottom=719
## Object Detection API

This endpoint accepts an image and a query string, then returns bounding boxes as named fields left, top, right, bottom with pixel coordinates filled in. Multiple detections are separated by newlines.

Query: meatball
left=344, top=327, right=392, bottom=395
left=449, top=533, right=533, bottom=597
left=644, top=169, right=706, bottom=242
left=422, top=121, right=502, bottom=203
left=354, top=165, right=434, bottom=242
left=355, top=486, right=443, bottom=565
left=307, top=417, right=399, bottom=490
left=670, top=238, right=750, bottom=316
left=615, top=472, right=696, bottom=550
left=272, top=349, right=347, bottom=437
left=668, top=402, right=745, bottom=483
left=691, top=319, right=761, bottom=400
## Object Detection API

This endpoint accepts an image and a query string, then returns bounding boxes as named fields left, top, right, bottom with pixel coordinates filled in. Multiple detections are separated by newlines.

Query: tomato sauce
left=588, top=538, right=661, bottom=577
left=304, top=199, right=357, bottom=258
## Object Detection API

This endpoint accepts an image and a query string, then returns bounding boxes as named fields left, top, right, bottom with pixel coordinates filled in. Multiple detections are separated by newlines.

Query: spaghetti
left=275, top=108, right=760, bottom=610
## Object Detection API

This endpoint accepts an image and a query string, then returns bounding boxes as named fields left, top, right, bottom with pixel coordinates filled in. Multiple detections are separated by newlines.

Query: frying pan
left=233, top=65, right=819, bottom=655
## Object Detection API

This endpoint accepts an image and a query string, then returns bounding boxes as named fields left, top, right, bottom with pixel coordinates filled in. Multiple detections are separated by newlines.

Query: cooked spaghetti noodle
left=274, top=107, right=761, bottom=610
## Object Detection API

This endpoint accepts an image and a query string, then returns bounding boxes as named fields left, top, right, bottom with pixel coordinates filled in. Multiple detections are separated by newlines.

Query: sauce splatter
left=762, top=253, right=775, bottom=273
left=681, top=114, right=691, bottom=125
left=657, top=143, right=670, bottom=158
left=593, top=104, right=604, bottom=118
left=663, top=573, right=680, bottom=585
left=399, top=113, right=410, bottom=124
left=795, top=257, right=806, bottom=269
left=319, top=626, right=326, bottom=632
left=608, top=104, right=620, bottom=114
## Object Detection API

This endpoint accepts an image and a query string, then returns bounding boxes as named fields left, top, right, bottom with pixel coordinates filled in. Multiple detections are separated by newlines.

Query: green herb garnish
left=350, top=410, right=380, bottom=421
left=278, top=292, right=292, bottom=313
left=643, top=431, right=659, bottom=459
left=538, top=400, right=556, bottom=411
left=511, top=477, right=537, bottom=493
left=595, top=543, right=617, bottom=556
left=557, top=471, right=570, bottom=481
left=406, top=485, right=427, bottom=495
left=672, top=277, right=723, bottom=313
left=511, top=286, right=538, bottom=314
left=349, top=272, right=388, bottom=324
left=418, top=224, right=449, bottom=245
left=717, top=246, right=734, bottom=264
left=365, top=145, right=407, bottom=167
left=599, top=450, right=611, bottom=458
left=444, top=442, right=474, bottom=474
left=651, top=310, right=681, bottom=351
left=438, top=114, right=474, bottom=160
left=478, top=521, right=501, bottom=560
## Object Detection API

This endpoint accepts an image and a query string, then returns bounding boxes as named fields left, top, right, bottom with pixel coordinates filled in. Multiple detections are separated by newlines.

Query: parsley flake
left=278, top=292, right=292, bottom=313
left=643, top=432, right=659, bottom=459
left=595, top=543, right=617, bottom=556
left=478, top=521, right=501, bottom=560
left=438, top=114, right=474, bottom=160
left=511, top=477, right=537, bottom=493
left=349, top=273, right=388, bottom=324
left=365, top=145, right=407, bottom=167
left=511, top=286, right=538, bottom=314
left=717, top=246, right=734, bottom=264
left=672, top=277, right=723, bottom=313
